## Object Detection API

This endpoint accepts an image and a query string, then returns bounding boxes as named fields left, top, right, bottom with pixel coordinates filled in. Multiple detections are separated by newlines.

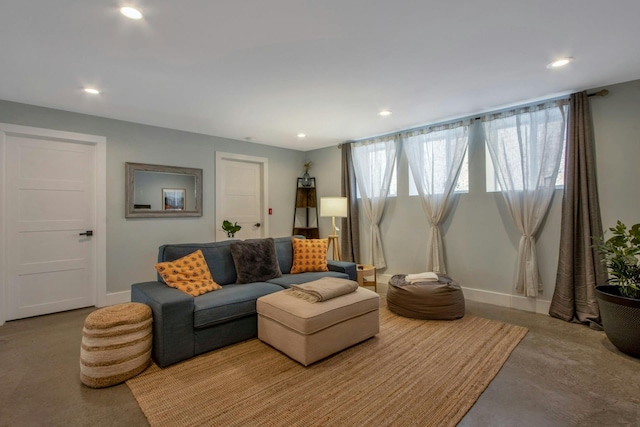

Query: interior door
left=5, top=135, right=95, bottom=320
left=216, top=153, right=268, bottom=241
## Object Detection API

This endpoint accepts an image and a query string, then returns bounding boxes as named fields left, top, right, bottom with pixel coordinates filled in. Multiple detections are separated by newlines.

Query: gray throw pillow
left=230, top=238, right=283, bottom=284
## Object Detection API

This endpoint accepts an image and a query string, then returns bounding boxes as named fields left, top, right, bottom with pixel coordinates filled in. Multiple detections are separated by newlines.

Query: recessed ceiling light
left=84, top=88, right=101, bottom=95
left=120, top=6, right=143, bottom=20
left=547, top=57, right=574, bottom=69
left=378, top=110, right=392, bottom=116
left=297, top=133, right=306, bottom=138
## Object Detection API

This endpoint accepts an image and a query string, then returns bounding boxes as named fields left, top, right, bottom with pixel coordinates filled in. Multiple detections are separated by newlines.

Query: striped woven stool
left=80, top=302, right=152, bottom=388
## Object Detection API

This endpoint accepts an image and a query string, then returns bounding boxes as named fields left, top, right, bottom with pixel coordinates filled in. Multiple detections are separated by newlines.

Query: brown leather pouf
left=80, top=302, right=152, bottom=388
left=387, top=274, right=465, bottom=320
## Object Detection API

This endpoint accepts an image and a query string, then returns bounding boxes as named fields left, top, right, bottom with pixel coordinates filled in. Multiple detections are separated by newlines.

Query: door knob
left=79, top=230, right=93, bottom=236
left=254, top=223, right=261, bottom=227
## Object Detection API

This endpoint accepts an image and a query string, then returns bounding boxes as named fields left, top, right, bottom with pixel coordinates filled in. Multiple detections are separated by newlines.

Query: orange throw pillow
left=154, top=249, right=222, bottom=296
left=290, top=238, right=329, bottom=274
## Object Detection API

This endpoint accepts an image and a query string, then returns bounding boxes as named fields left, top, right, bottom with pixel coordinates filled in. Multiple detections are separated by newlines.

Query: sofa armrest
left=327, top=260, right=357, bottom=281
left=131, top=281, right=195, bottom=368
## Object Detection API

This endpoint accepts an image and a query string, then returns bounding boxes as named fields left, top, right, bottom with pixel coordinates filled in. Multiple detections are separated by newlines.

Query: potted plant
left=594, top=220, right=640, bottom=358
left=222, top=220, right=242, bottom=238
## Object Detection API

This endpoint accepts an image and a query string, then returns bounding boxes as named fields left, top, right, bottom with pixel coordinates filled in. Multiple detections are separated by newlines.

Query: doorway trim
left=0, top=123, right=107, bottom=326
left=215, top=152, right=269, bottom=241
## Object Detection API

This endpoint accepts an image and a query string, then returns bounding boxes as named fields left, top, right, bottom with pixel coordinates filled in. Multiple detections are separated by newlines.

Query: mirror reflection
left=125, top=162, right=203, bottom=218
left=134, top=171, right=196, bottom=211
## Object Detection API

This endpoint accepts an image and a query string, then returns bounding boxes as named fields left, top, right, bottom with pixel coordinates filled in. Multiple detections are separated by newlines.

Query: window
left=353, top=138, right=398, bottom=198
left=484, top=102, right=568, bottom=192
left=409, top=151, right=469, bottom=196
left=389, top=164, right=397, bottom=197
left=405, top=123, right=470, bottom=197
left=485, top=143, right=565, bottom=192
left=356, top=165, right=397, bottom=198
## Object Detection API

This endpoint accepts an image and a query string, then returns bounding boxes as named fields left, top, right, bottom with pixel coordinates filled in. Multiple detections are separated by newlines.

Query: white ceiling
left=2, top=1, right=639, bottom=151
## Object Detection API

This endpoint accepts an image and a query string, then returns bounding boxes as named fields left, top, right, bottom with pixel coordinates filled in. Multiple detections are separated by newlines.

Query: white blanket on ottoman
left=286, top=277, right=359, bottom=303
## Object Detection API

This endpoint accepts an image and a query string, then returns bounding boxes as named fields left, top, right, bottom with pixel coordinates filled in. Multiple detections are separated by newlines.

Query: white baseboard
left=102, top=290, right=132, bottom=307
left=461, top=286, right=551, bottom=315
left=378, top=273, right=550, bottom=315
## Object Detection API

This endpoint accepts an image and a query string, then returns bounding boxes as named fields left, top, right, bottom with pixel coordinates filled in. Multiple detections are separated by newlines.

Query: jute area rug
left=127, top=301, right=527, bottom=427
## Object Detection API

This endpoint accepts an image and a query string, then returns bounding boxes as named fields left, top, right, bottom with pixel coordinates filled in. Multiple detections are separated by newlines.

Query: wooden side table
left=356, top=264, right=377, bottom=292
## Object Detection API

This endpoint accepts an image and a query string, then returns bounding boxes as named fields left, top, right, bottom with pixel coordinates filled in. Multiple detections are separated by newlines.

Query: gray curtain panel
left=549, top=91, right=607, bottom=326
left=340, top=143, right=360, bottom=263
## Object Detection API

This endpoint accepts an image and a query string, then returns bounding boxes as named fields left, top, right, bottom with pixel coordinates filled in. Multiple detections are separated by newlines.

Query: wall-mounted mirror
left=125, top=162, right=203, bottom=218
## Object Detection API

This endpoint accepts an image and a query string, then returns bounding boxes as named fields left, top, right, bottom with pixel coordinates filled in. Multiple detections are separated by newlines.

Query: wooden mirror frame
left=125, top=162, right=203, bottom=218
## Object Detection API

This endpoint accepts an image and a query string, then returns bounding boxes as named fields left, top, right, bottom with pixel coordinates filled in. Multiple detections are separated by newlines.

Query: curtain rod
left=340, top=89, right=610, bottom=147
left=588, top=89, right=609, bottom=97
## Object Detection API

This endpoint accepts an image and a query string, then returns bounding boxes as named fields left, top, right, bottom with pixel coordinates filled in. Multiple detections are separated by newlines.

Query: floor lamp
left=320, top=197, right=348, bottom=261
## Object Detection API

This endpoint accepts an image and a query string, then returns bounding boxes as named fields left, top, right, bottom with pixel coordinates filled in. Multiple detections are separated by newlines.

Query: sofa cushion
left=230, top=238, right=282, bottom=284
left=271, top=235, right=300, bottom=274
left=193, top=283, right=284, bottom=329
left=159, top=241, right=238, bottom=285
left=154, top=249, right=222, bottom=296
left=290, top=238, right=329, bottom=274
left=267, top=271, right=349, bottom=288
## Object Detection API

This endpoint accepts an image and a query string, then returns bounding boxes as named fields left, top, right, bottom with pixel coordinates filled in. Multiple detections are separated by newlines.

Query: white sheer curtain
left=403, top=120, right=471, bottom=273
left=483, top=100, right=569, bottom=296
left=351, top=136, right=397, bottom=268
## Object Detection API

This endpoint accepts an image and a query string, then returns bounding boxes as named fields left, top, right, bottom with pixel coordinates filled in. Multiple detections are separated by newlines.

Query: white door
left=5, top=135, right=95, bottom=320
left=215, top=153, right=268, bottom=241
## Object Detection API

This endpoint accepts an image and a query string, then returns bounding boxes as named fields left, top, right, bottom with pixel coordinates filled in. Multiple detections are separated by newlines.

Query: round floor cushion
left=80, top=302, right=152, bottom=388
left=387, top=274, right=465, bottom=320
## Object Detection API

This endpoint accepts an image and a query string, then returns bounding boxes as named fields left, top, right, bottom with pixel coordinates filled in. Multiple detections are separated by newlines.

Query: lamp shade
left=320, top=197, right=348, bottom=218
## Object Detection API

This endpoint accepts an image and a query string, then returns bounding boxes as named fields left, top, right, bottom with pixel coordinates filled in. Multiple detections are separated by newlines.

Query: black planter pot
left=595, top=285, right=640, bottom=358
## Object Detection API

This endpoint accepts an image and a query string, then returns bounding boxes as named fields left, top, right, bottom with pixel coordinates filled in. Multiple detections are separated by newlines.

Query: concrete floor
left=1, top=300, right=638, bottom=427
left=460, top=302, right=639, bottom=426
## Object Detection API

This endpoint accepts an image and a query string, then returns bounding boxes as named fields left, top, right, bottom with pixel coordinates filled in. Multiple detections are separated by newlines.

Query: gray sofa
left=131, top=236, right=357, bottom=367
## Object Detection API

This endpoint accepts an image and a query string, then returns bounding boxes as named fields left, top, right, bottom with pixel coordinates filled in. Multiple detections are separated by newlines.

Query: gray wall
left=308, top=79, right=640, bottom=304
left=592, top=80, right=640, bottom=229
left=2, top=78, right=638, bottom=299
left=0, top=100, right=306, bottom=293
left=303, top=147, right=344, bottom=238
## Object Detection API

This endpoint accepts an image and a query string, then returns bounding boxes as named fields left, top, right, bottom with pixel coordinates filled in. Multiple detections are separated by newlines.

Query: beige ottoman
left=80, top=302, right=152, bottom=388
left=257, top=287, right=380, bottom=366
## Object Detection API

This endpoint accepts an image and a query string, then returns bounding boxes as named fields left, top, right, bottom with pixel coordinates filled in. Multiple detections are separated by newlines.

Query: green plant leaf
left=596, top=220, right=640, bottom=297
left=222, top=220, right=242, bottom=234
